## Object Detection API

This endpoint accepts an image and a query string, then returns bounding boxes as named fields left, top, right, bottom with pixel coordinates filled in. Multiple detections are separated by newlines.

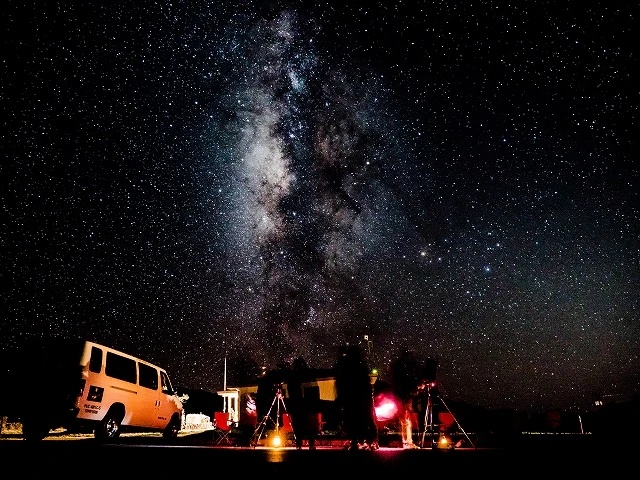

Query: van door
left=153, top=370, right=181, bottom=429
left=137, top=362, right=164, bottom=428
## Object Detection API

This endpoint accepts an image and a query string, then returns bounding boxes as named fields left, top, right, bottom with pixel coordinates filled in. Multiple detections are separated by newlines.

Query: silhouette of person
left=287, top=370, right=321, bottom=449
left=237, top=392, right=258, bottom=446
left=334, top=344, right=379, bottom=450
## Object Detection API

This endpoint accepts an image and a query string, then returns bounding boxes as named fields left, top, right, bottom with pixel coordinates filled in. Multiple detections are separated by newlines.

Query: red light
left=374, top=392, right=399, bottom=421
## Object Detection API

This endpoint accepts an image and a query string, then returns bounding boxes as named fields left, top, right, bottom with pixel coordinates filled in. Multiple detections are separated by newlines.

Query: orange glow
left=438, top=435, right=452, bottom=449
left=266, top=448, right=286, bottom=462
left=271, top=434, right=283, bottom=448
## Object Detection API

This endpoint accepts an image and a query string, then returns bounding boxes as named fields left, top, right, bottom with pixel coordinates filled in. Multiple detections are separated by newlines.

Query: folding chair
left=435, top=411, right=456, bottom=449
left=213, top=411, right=232, bottom=445
left=280, top=412, right=296, bottom=447
left=438, top=412, right=455, bottom=433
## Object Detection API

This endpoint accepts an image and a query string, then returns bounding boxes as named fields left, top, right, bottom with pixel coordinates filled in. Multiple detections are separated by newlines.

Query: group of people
left=241, top=345, right=379, bottom=450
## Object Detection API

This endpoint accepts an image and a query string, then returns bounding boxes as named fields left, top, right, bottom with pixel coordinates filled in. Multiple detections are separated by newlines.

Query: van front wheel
left=95, top=411, right=121, bottom=441
left=163, top=416, right=180, bottom=440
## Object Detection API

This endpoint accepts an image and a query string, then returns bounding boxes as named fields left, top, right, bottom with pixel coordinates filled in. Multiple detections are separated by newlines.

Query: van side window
left=139, top=363, right=159, bottom=390
left=105, top=352, right=137, bottom=384
left=160, top=371, right=172, bottom=394
left=89, top=346, right=103, bottom=373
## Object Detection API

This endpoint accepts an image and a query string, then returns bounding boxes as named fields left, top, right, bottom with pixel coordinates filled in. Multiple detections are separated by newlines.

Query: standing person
left=391, top=349, right=435, bottom=449
left=364, top=386, right=380, bottom=450
left=303, top=406, right=322, bottom=450
left=400, top=399, right=419, bottom=448
left=334, top=344, right=378, bottom=450
left=287, top=371, right=307, bottom=449
left=287, top=363, right=321, bottom=449
left=294, top=397, right=321, bottom=450
left=236, top=392, right=258, bottom=446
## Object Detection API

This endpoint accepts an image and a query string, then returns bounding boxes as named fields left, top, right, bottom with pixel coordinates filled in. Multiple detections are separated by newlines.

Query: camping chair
left=435, top=411, right=456, bottom=449
left=280, top=412, right=296, bottom=446
left=438, top=412, right=455, bottom=433
left=213, top=411, right=233, bottom=445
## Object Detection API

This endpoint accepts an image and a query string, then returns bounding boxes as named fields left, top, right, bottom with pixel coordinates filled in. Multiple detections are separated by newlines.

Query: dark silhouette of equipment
left=419, top=381, right=475, bottom=448
left=250, top=383, right=296, bottom=447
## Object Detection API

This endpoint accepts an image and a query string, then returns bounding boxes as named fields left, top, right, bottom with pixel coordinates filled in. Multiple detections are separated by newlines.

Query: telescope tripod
left=250, top=384, right=296, bottom=448
left=420, top=383, right=475, bottom=448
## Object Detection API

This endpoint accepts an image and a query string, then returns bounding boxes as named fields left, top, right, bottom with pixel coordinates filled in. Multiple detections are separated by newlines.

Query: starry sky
left=2, top=1, right=637, bottom=412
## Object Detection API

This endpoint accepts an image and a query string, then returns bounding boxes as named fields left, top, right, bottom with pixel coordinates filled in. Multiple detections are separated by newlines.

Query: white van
left=3, top=338, right=184, bottom=442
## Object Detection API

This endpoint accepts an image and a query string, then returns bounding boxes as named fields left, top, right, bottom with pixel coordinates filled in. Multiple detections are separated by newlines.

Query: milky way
left=2, top=1, right=637, bottom=412
left=211, top=8, right=408, bottom=365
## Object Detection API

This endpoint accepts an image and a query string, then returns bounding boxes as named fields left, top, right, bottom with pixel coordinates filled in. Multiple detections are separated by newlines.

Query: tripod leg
left=250, top=394, right=279, bottom=447
left=278, top=396, right=297, bottom=446
left=420, top=392, right=433, bottom=448
left=437, top=395, right=475, bottom=448
left=250, top=416, right=269, bottom=447
left=420, top=408, right=428, bottom=448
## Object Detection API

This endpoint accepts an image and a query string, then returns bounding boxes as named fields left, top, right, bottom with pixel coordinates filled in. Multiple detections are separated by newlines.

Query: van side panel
left=75, top=342, right=183, bottom=433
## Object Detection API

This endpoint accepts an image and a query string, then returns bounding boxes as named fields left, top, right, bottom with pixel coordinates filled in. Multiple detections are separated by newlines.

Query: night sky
left=2, top=1, right=637, bottom=412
